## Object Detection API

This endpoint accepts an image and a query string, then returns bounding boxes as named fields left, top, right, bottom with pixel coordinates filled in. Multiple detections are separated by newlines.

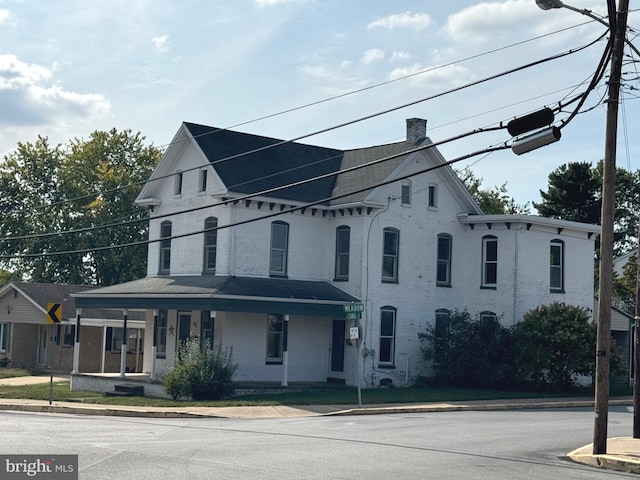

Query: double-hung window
left=203, top=217, right=218, bottom=273
left=379, top=307, right=396, bottom=366
left=401, top=181, right=411, bottom=205
left=270, top=221, right=289, bottom=277
left=266, top=314, right=284, bottom=364
left=174, top=171, right=183, bottom=196
left=436, top=233, right=452, bottom=286
left=550, top=239, right=564, bottom=292
left=334, top=226, right=350, bottom=281
left=156, top=310, right=167, bottom=358
left=0, top=322, right=10, bottom=352
left=382, top=228, right=399, bottom=283
left=482, top=235, right=498, bottom=287
left=159, top=221, right=172, bottom=274
left=198, top=168, right=208, bottom=193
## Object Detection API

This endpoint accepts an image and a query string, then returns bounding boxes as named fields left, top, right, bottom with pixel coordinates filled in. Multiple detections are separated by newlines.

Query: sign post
left=344, top=303, right=364, bottom=407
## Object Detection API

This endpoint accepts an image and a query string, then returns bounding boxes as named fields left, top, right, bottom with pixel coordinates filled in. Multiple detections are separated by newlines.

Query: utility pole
left=593, top=0, right=629, bottom=455
left=634, top=223, right=640, bottom=438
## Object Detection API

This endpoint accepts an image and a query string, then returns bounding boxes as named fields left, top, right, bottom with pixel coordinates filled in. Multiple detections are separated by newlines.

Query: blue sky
left=1, top=0, right=638, bottom=207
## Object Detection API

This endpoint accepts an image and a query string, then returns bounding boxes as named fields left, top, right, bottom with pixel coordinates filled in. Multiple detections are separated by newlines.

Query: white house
left=71, top=118, right=600, bottom=392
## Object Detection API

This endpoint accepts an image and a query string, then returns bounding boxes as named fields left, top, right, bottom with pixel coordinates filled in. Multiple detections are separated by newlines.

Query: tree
left=613, top=254, right=637, bottom=315
left=535, top=161, right=639, bottom=255
left=0, top=130, right=161, bottom=285
left=512, top=302, right=625, bottom=390
left=457, top=168, right=530, bottom=214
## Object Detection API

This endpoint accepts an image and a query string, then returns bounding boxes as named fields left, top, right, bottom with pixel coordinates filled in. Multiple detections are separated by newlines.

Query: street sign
left=344, top=303, right=364, bottom=320
left=349, top=326, right=359, bottom=340
left=46, top=303, right=62, bottom=324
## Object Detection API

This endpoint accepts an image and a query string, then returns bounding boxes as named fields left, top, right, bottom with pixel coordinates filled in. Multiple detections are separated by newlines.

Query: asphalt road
left=0, top=406, right=636, bottom=479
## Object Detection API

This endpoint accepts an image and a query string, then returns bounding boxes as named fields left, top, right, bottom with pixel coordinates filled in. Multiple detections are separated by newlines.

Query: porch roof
left=71, top=276, right=360, bottom=317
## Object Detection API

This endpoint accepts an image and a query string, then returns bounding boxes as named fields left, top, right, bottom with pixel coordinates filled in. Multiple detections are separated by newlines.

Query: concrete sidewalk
left=1, top=375, right=639, bottom=474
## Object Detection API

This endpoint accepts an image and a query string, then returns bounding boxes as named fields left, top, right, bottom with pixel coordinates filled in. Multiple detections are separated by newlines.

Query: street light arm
left=536, top=0, right=640, bottom=60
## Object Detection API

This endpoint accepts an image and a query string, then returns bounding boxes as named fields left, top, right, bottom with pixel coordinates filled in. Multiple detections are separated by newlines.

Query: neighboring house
left=0, top=282, right=144, bottom=373
left=593, top=297, right=634, bottom=386
left=71, top=118, right=600, bottom=390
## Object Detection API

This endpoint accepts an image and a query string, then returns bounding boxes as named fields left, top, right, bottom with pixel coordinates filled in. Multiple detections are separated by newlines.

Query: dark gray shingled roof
left=185, top=122, right=344, bottom=204
left=73, top=276, right=359, bottom=317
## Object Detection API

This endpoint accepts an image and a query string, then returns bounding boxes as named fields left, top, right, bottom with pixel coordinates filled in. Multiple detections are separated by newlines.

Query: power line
left=26, top=21, right=608, bottom=214
left=1, top=35, right=604, bottom=245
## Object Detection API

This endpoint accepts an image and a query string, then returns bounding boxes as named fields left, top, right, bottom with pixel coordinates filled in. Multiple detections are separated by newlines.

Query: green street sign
left=344, top=303, right=364, bottom=320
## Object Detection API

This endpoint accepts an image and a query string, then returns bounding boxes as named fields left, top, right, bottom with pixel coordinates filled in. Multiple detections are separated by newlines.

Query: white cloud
left=255, top=0, right=299, bottom=6
left=0, top=55, right=52, bottom=89
left=360, top=48, right=385, bottom=65
left=151, top=35, right=170, bottom=50
left=0, top=9, right=10, bottom=22
left=389, top=63, right=474, bottom=88
left=0, top=55, right=110, bottom=128
left=368, top=12, right=432, bottom=30
left=390, top=50, right=411, bottom=63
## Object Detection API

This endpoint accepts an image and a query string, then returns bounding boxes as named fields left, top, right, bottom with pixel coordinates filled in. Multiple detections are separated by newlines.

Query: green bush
left=162, top=338, right=238, bottom=400
left=418, top=309, right=515, bottom=388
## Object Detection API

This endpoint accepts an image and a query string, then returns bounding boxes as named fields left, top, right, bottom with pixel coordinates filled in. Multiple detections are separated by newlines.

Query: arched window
left=203, top=217, right=218, bottom=273
left=159, top=221, right=172, bottom=274
left=334, top=226, right=350, bottom=281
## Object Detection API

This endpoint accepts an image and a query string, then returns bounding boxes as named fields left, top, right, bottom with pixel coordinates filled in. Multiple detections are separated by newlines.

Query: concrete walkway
left=1, top=375, right=639, bottom=474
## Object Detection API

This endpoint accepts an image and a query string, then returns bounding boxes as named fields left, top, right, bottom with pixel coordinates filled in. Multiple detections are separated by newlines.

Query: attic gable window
left=428, top=184, right=438, bottom=208
left=198, top=168, right=208, bottom=193
left=174, top=171, right=183, bottom=196
left=401, top=181, right=411, bottom=205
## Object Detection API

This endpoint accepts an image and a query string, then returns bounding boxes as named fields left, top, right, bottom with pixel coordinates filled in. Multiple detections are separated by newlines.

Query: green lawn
left=0, top=371, right=630, bottom=408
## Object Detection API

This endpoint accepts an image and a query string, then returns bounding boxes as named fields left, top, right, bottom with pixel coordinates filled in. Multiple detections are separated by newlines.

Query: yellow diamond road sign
left=47, top=303, right=62, bottom=324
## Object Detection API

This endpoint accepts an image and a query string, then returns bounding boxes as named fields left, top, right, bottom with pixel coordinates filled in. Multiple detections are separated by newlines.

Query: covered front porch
left=70, top=275, right=360, bottom=395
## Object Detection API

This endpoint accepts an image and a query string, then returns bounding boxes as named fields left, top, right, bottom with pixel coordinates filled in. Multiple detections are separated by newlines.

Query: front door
left=177, top=312, right=191, bottom=347
left=329, top=320, right=345, bottom=381
left=37, top=325, right=48, bottom=366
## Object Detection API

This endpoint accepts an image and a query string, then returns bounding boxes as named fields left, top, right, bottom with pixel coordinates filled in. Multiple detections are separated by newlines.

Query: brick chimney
left=406, top=118, right=427, bottom=145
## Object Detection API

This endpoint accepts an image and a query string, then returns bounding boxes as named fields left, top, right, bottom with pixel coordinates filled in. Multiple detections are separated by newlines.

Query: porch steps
left=105, top=383, right=145, bottom=397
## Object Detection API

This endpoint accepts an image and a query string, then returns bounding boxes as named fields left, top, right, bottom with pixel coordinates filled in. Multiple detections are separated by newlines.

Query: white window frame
left=436, top=233, right=452, bottom=286
left=382, top=228, right=400, bottom=283
left=174, top=171, right=183, bottom=196
left=428, top=184, right=438, bottom=208
left=159, top=221, right=172, bottom=274
left=379, top=307, right=396, bottom=366
left=266, top=314, right=284, bottom=364
left=401, top=181, right=411, bottom=206
left=550, top=239, right=564, bottom=292
left=482, top=235, right=498, bottom=288
left=203, top=217, right=218, bottom=273
left=334, top=226, right=350, bottom=281
left=198, top=168, right=208, bottom=193
left=269, top=221, right=289, bottom=277
left=0, top=322, right=10, bottom=353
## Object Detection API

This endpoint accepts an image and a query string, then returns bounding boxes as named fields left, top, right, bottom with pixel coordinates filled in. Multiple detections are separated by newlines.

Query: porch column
left=119, top=309, right=128, bottom=379
left=71, top=308, right=81, bottom=374
left=150, top=310, right=158, bottom=380
left=281, top=314, right=289, bottom=387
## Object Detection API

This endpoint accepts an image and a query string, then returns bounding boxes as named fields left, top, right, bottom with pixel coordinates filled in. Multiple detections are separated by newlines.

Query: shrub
left=418, top=309, right=515, bottom=388
left=162, top=338, right=238, bottom=400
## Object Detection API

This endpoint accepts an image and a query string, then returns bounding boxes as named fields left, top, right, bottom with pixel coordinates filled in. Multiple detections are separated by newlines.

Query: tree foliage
left=457, top=168, right=530, bottom=214
left=0, top=129, right=161, bottom=285
left=163, top=338, right=238, bottom=400
left=535, top=161, right=639, bottom=255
